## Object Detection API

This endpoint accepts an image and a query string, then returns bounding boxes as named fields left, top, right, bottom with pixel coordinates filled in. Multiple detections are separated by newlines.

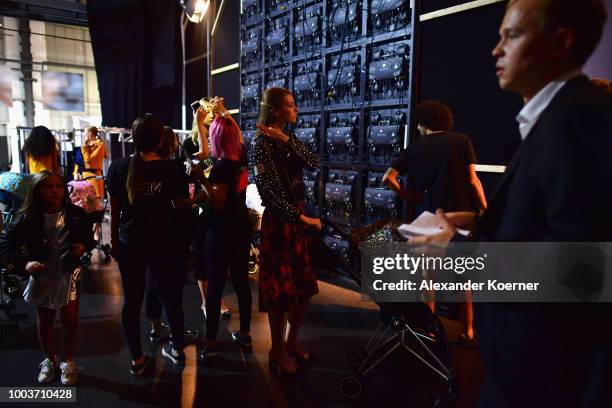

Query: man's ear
left=552, top=27, right=574, bottom=59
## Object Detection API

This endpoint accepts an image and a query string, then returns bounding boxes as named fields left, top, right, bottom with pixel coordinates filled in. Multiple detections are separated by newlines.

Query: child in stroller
left=0, top=172, right=33, bottom=318
left=67, top=175, right=110, bottom=265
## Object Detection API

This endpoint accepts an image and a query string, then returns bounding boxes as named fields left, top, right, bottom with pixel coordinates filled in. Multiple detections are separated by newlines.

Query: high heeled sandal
left=268, top=352, right=298, bottom=376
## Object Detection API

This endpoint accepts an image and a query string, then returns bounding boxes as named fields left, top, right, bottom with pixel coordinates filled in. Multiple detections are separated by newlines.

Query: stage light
left=181, top=0, right=211, bottom=23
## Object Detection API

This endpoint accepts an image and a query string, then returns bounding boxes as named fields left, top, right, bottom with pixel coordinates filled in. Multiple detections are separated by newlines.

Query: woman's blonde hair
left=190, top=117, right=199, bottom=146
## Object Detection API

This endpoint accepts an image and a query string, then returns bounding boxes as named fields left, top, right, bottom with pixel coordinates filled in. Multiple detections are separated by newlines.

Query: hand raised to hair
left=256, top=123, right=289, bottom=143
left=209, top=97, right=226, bottom=114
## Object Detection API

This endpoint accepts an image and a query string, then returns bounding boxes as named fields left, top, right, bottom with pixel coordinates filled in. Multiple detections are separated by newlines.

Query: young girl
left=11, top=170, right=93, bottom=385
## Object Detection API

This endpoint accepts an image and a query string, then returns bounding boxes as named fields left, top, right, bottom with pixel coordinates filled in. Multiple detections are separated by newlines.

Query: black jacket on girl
left=6, top=204, right=94, bottom=274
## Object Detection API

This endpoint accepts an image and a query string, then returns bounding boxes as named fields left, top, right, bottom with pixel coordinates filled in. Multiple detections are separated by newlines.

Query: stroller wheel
left=338, top=375, right=362, bottom=399
left=433, top=375, right=457, bottom=407
left=347, top=347, right=367, bottom=363
left=433, top=394, right=456, bottom=408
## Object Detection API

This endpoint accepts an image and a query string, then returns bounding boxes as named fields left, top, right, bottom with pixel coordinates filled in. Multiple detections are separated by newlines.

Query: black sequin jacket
left=249, top=130, right=318, bottom=223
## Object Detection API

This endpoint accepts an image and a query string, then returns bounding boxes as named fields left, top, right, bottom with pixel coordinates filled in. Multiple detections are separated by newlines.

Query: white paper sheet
left=397, top=211, right=470, bottom=239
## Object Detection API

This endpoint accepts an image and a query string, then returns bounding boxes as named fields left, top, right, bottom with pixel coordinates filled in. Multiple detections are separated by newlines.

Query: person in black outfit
left=199, top=108, right=253, bottom=355
left=383, top=100, right=487, bottom=217
left=182, top=108, right=231, bottom=319
left=383, top=100, right=486, bottom=344
left=108, top=146, right=171, bottom=346
left=107, top=114, right=201, bottom=374
left=412, top=0, right=612, bottom=405
left=142, top=126, right=198, bottom=343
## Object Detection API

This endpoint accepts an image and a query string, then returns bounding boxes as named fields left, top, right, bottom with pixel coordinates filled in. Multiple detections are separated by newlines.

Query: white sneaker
left=37, top=358, right=57, bottom=384
left=59, top=361, right=77, bottom=386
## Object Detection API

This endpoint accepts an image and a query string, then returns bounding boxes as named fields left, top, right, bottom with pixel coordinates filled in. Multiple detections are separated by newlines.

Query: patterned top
left=249, top=130, right=318, bottom=223
left=68, top=180, right=104, bottom=213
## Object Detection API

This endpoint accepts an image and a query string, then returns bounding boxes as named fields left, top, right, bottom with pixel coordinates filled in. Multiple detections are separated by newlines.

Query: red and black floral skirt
left=258, top=206, right=319, bottom=312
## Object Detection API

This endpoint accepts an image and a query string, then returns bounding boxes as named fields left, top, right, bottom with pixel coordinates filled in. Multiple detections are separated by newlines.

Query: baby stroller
left=0, top=172, right=32, bottom=319
left=68, top=176, right=110, bottom=266
left=322, top=218, right=456, bottom=406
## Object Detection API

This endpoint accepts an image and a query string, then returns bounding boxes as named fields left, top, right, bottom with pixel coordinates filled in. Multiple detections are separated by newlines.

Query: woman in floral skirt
left=249, top=87, right=322, bottom=375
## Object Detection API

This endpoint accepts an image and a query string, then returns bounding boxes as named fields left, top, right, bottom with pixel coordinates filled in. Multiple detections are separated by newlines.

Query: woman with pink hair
left=200, top=112, right=252, bottom=356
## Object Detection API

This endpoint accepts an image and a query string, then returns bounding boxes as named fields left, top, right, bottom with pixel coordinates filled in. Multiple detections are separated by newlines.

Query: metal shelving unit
left=240, top=0, right=417, bottom=259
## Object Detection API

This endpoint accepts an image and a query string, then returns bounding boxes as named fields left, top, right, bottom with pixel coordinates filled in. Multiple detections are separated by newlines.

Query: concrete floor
left=0, top=244, right=484, bottom=408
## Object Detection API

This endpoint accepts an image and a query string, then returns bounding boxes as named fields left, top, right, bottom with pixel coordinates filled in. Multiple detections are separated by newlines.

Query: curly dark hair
left=22, top=126, right=57, bottom=158
left=414, top=100, right=454, bottom=132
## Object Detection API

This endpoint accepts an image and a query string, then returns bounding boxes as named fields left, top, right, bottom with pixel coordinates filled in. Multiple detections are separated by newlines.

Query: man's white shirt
left=516, top=69, right=583, bottom=140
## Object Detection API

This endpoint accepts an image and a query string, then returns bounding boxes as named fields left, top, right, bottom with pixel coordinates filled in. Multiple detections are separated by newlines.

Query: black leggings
left=145, top=274, right=162, bottom=320
left=205, top=222, right=252, bottom=341
left=118, top=243, right=187, bottom=359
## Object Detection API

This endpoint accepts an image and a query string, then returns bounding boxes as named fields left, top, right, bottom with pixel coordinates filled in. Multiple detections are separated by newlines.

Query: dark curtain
left=418, top=3, right=523, bottom=198
left=419, top=3, right=523, bottom=165
left=211, top=0, right=240, bottom=114
left=87, top=0, right=183, bottom=128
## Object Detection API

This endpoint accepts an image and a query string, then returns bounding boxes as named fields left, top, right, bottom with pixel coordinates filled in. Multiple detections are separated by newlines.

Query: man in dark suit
left=412, top=0, right=612, bottom=405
